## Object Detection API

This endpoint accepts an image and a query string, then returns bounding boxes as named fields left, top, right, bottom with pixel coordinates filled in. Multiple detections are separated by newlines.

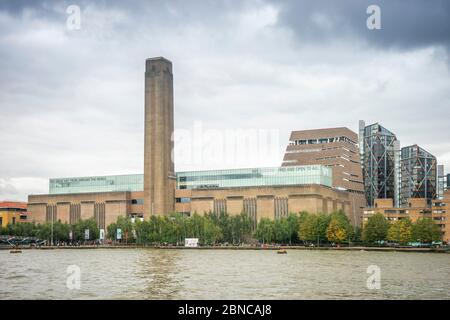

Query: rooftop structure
left=49, top=174, right=144, bottom=195
left=176, top=165, right=332, bottom=190
left=282, top=127, right=364, bottom=193
left=48, top=165, right=332, bottom=195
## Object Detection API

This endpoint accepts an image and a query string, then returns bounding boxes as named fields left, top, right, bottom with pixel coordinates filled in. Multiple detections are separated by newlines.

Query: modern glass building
left=400, top=145, right=437, bottom=206
left=176, top=165, right=332, bottom=190
left=49, top=165, right=332, bottom=194
left=359, top=121, right=400, bottom=207
left=49, top=174, right=144, bottom=194
left=438, top=165, right=445, bottom=200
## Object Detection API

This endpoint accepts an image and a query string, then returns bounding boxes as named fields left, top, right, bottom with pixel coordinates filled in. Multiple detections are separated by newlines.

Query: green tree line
left=0, top=218, right=99, bottom=242
left=362, top=213, right=442, bottom=244
left=1, top=211, right=442, bottom=246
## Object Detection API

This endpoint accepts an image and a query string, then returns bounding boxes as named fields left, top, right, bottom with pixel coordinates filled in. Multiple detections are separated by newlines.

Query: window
left=131, top=199, right=144, bottom=205
left=176, top=197, right=191, bottom=203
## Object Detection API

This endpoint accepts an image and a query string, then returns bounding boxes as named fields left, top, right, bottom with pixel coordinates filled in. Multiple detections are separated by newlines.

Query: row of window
left=176, top=166, right=332, bottom=190
left=0, top=208, right=27, bottom=212
left=286, top=146, right=357, bottom=155
left=290, top=136, right=356, bottom=146
left=50, top=174, right=144, bottom=195
left=316, top=156, right=359, bottom=164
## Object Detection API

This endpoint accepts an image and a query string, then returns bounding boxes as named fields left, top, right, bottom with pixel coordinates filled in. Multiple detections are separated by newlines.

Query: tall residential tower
left=400, top=145, right=437, bottom=205
left=144, top=57, right=176, bottom=216
left=359, top=121, right=400, bottom=207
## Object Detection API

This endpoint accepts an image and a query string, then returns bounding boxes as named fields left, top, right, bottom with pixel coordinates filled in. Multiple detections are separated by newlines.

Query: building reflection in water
left=135, top=249, right=182, bottom=299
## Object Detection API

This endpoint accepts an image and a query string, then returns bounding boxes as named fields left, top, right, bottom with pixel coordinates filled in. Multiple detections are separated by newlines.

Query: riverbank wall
left=1, top=245, right=449, bottom=253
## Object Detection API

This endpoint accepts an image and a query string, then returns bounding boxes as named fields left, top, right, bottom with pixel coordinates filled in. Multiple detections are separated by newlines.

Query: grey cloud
left=270, top=0, right=450, bottom=52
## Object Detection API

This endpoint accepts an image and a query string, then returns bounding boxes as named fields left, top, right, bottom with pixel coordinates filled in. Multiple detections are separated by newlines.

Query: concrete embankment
left=1, top=245, right=449, bottom=253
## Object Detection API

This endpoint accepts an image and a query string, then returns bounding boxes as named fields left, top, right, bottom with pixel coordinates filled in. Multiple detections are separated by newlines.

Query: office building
left=437, top=165, right=445, bottom=200
left=444, top=173, right=450, bottom=191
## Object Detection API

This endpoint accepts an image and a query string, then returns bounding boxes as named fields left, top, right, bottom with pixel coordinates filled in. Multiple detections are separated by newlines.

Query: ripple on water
left=1, top=249, right=450, bottom=299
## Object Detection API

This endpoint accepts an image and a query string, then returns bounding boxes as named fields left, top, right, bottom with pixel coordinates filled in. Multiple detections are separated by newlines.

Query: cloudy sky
left=1, top=0, right=450, bottom=201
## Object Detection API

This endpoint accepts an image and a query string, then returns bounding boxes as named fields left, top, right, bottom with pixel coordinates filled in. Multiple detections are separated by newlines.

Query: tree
left=330, top=211, right=354, bottom=238
left=298, top=211, right=309, bottom=225
left=387, top=221, right=400, bottom=243
left=273, top=218, right=290, bottom=244
left=73, top=218, right=99, bottom=241
left=326, top=218, right=347, bottom=244
left=412, top=218, right=441, bottom=243
left=107, top=222, right=118, bottom=240
left=202, top=217, right=223, bottom=245
left=298, top=213, right=330, bottom=243
left=362, top=213, right=390, bottom=243
left=298, top=213, right=314, bottom=242
left=52, top=221, right=71, bottom=242
left=36, top=223, right=52, bottom=241
left=106, top=216, right=136, bottom=243
left=353, top=226, right=362, bottom=242
left=5, top=222, right=38, bottom=237
left=203, top=212, right=253, bottom=245
left=387, top=218, right=413, bottom=245
left=255, top=218, right=274, bottom=244
left=286, top=213, right=300, bottom=244
left=211, top=212, right=232, bottom=243
left=116, top=216, right=134, bottom=243
left=189, top=213, right=204, bottom=239
left=235, top=213, right=253, bottom=244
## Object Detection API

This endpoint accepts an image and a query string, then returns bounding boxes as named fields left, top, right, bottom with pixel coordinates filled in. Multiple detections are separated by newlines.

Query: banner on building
left=84, top=229, right=90, bottom=240
left=117, top=228, right=122, bottom=240
left=99, top=229, right=105, bottom=240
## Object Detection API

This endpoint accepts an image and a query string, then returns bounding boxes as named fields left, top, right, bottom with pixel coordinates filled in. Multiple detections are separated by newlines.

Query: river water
left=0, top=249, right=449, bottom=300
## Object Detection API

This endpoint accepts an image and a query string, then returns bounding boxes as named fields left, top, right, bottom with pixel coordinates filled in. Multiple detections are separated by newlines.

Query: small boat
left=10, top=249, right=22, bottom=254
left=277, top=249, right=287, bottom=254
